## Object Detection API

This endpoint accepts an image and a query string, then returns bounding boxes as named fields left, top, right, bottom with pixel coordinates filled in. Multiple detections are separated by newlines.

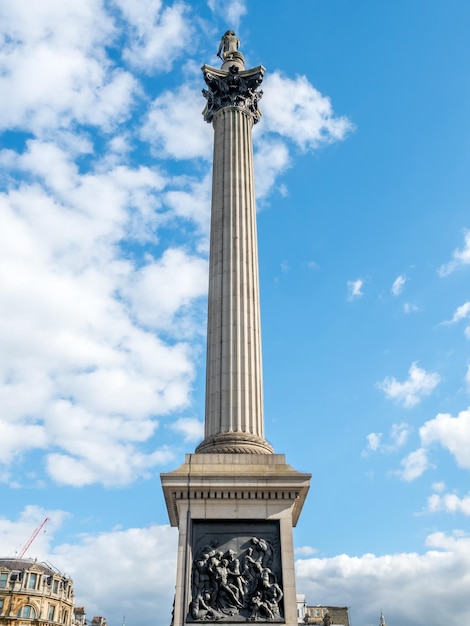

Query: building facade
left=73, top=607, right=107, bottom=626
left=304, top=605, right=349, bottom=626
left=0, top=559, right=74, bottom=626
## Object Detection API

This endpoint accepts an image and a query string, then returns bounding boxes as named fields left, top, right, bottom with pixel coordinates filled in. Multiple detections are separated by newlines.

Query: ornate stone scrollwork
left=202, top=65, right=265, bottom=125
left=189, top=535, right=283, bottom=622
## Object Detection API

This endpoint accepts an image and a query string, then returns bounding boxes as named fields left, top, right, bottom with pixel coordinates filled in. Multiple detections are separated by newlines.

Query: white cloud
left=295, top=545, right=318, bottom=556
left=164, top=173, right=212, bottom=240
left=362, top=424, right=410, bottom=457
left=377, top=362, right=441, bottom=408
left=0, top=508, right=172, bottom=626
left=391, top=274, right=406, bottom=296
left=0, top=0, right=136, bottom=134
left=391, top=408, right=470, bottom=484
left=0, top=138, right=210, bottom=487
left=403, top=302, right=419, bottom=314
left=394, top=448, right=432, bottom=481
left=253, top=137, right=291, bottom=199
left=53, top=524, right=178, bottom=626
left=0, top=0, right=110, bottom=47
left=296, top=530, right=470, bottom=626
left=438, top=229, right=470, bottom=276
left=427, top=492, right=470, bottom=516
left=261, top=72, right=354, bottom=151
left=445, top=301, right=470, bottom=325
left=420, top=408, right=470, bottom=469
left=113, top=0, right=191, bottom=73
left=347, top=278, right=364, bottom=300
left=142, top=83, right=213, bottom=160
left=122, top=247, right=208, bottom=334
left=363, top=432, right=382, bottom=455
left=207, top=0, right=247, bottom=28
left=0, top=506, right=70, bottom=558
left=390, top=422, right=411, bottom=447
left=170, top=417, right=204, bottom=443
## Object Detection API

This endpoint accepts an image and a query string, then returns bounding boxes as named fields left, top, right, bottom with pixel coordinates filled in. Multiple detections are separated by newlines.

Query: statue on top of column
left=202, top=32, right=264, bottom=124
left=217, top=30, right=241, bottom=61
left=216, top=30, right=245, bottom=70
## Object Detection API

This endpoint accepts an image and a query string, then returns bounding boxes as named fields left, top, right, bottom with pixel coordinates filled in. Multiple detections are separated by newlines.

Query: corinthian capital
left=201, top=64, right=265, bottom=124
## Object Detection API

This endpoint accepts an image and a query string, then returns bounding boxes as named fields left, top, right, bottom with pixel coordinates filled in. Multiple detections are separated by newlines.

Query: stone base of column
left=161, top=454, right=311, bottom=626
left=195, top=433, right=274, bottom=455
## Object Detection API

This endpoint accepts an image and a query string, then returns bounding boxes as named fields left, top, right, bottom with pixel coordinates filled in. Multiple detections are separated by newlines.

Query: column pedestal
left=161, top=454, right=310, bottom=626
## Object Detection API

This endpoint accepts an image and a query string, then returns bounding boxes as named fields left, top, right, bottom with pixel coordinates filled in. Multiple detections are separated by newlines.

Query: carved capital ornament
left=202, top=65, right=265, bottom=124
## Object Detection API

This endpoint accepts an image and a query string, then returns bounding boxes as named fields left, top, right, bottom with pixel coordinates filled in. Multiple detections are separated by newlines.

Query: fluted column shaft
left=206, top=105, right=263, bottom=434
left=195, top=64, right=272, bottom=454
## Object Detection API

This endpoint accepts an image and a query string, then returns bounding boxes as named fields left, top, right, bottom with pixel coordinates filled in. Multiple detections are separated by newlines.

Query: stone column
left=195, top=63, right=273, bottom=455
left=160, top=35, right=311, bottom=626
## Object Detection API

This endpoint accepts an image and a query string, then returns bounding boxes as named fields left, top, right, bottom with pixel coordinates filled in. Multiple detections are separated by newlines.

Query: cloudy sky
left=1, top=1, right=469, bottom=625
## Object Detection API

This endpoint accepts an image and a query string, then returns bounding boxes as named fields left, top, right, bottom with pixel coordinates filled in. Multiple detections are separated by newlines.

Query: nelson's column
left=161, top=32, right=311, bottom=626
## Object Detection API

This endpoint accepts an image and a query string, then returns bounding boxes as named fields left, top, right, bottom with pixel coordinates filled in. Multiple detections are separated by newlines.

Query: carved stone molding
left=171, top=490, right=301, bottom=502
left=202, top=64, right=265, bottom=124
left=195, top=432, right=274, bottom=455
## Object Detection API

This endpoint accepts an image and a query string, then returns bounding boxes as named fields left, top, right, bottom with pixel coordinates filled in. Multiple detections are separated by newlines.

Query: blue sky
left=0, top=1, right=469, bottom=626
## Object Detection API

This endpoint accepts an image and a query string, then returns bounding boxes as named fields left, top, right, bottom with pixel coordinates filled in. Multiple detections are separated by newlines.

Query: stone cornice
left=161, top=454, right=311, bottom=528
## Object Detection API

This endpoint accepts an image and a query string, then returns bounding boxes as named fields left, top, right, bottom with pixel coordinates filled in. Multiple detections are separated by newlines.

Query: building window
left=0, top=598, right=4, bottom=613
left=48, top=605, right=56, bottom=621
left=0, top=572, right=8, bottom=588
left=18, top=605, right=37, bottom=619
left=52, top=579, right=59, bottom=594
left=27, top=573, right=38, bottom=590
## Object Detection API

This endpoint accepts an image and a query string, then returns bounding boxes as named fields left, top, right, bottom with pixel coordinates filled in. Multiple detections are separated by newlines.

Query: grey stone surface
left=198, top=75, right=268, bottom=455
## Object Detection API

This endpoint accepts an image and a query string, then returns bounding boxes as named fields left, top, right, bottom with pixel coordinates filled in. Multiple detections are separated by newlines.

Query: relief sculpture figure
left=250, top=537, right=273, bottom=568
left=249, top=592, right=275, bottom=621
left=225, top=549, right=246, bottom=597
left=213, top=558, right=244, bottom=611
left=189, top=538, right=283, bottom=622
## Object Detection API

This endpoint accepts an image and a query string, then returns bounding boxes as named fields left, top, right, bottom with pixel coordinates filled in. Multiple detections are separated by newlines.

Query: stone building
left=0, top=558, right=74, bottom=626
left=304, top=605, right=349, bottom=626
left=73, top=607, right=107, bottom=626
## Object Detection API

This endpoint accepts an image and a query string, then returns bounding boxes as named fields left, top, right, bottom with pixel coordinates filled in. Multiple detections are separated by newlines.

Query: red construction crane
left=18, top=517, right=50, bottom=558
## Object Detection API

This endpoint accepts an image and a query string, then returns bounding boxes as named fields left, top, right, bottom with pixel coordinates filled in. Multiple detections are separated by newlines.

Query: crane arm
left=18, top=517, right=50, bottom=558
